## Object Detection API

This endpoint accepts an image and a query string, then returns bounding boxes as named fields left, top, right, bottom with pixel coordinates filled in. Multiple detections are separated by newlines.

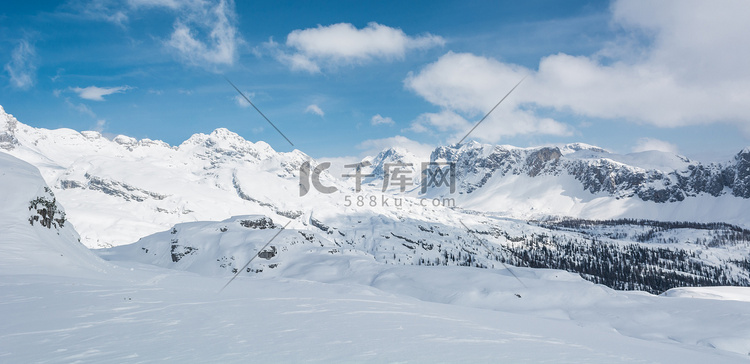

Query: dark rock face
left=170, top=239, right=197, bottom=262
left=58, top=173, right=168, bottom=202
left=526, top=147, right=562, bottom=177
left=0, top=117, right=18, bottom=150
left=239, top=216, right=276, bottom=229
left=258, top=246, right=277, bottom=260
left=434, top=143, right=750, bottom=203
left=0, top=131, right=17, bottom=150
left=732, top=150, right=750, bottom=198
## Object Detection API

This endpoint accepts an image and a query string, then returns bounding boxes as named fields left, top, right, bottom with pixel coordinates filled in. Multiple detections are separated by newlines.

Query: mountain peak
left=0, top=107, right=19, bottom=151
left=182, top=127, right=249, bottom=147
left=209, top=127, right=241, bottom=139
left=560, top=143, right=608, bottom=155
left=113, top=135, right=138, bottom=146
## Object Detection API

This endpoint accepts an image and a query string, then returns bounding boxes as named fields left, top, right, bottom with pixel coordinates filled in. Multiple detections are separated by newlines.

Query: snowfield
left=3, top=245, right=750, bottom=362
left=3, top=110, right=750, bottom=362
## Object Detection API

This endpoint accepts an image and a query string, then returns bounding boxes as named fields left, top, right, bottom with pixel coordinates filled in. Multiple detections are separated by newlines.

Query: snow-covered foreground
left=3, top=258, right=750, bottom=363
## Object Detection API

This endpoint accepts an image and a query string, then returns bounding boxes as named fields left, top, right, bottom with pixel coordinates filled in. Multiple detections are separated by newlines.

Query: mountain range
left=2, top=104, right=750, bottom=294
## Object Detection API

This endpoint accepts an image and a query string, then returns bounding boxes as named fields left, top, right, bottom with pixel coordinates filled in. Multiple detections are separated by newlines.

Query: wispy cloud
left=65, top=99, right=97, bottom=118
left=371, top=114, right=394, bottom=126
left=164, top=0, right=242, bottom=69
left=64, top=97, right=110, bottom=132
left=268, top=22, right=444, bottom=73
left=305, top=104, right=324, bottom=117
left=233, top=90, right=254, bottom=108
left=4, top=39, right=37, bottom=90
left=632, top=138, right=679, bottom=154
left=94, top=119, right=107, bottom=132
left=357, top=135, right=435, bottom=161
left=71, top=85, right=132, bottom=101
left=126, top=0, right=182, bottom=9
left=61, top=0, right=129, bottom=26
left=65, top=0, right=243, bottom=69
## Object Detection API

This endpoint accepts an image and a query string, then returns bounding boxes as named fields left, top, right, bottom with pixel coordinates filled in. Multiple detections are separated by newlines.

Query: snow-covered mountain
left=1, top=105, right=330, bottom=247
left=428, top=141, right=750, bottom=225
left=435, top=140, right=749, bottom=201
left=3, top=104, right=750, bottom=295
left=5, top=104, right=750, bottom=248
left=0, top=151, right=109, bottom=276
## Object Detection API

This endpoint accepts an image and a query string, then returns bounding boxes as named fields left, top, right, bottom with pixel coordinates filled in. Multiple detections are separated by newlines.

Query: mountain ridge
left=3, top=105, right=750, bottom=296
left=4, top=104, right=750, bottom=249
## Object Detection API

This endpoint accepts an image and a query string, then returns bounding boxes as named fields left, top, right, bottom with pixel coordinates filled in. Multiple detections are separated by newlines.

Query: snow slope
left=93, top=215, right=750, bottom=359
left=0, top=152, right=108, bottom=276
left=6, top=265, right=750, bottom=363
left=2, top=217, right=749, bottom=364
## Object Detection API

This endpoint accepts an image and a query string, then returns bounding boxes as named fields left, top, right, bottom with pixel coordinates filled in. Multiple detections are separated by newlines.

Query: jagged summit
left=0, top=106, right=20, bottom=151
left=559, top=142, right=609, bottom=155
left=0, top=105, right=291, bottom=158
left=366, top=146, right=425, bottom=181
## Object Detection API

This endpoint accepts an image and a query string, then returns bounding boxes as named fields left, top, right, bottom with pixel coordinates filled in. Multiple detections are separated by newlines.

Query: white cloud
left=305, top=104, right=325, bottom=117
left=279, top=52, right=321, bottom=73
left=409, top=110, right=470, bottom=134
left=357, top=135, right=435, bottom=161
left=404, top=0, right=750, bottom=141
left=4, top=40, right=37, bottom=90
left=266, top=41, right=321, bottom=73
left=371, top=114, right=395, bottom=126
left=405, top=52, right=571, bottom=142
left=126, top=0, right=182, bottom=9
left=232, top=91, right=254, bottom=108
left=64, top=97, right=109, bottom=132
left=66, top=99, right=97, bottom=118
left=71, top=86, right=131, bottom=101
left=271, top=22, right=444, bottom=72
left=165, top=0, right=241, bottom=68
left=70, top=0, right=243, bottom=68
left=632, top=138, right=679, bottom=154
left=94, top=119, right=107, bottom=132
left=526, top=0, right=750, bottom=129
left=63, top=0, right=129, bottom=26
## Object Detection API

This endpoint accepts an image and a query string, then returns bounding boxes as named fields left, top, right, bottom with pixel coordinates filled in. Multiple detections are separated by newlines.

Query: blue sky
left=2, top=0, right=749, bottom=161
